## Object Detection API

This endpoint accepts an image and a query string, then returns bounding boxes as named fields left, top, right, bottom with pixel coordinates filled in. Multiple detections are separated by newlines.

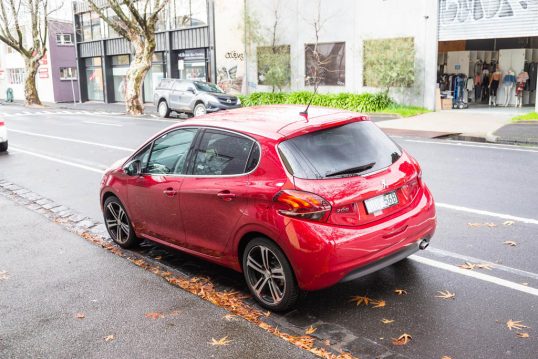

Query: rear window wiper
left=325, top=162, right=376, bottom=177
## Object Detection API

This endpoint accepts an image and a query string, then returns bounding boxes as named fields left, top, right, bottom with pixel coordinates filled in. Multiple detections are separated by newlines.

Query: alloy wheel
left=159, top=102, right=168, bottom=117
left=194, top=105, right=206, bottom=116
left=245, top=245, right=286, bottom=305
left=105, top=202, right=130, bottom=244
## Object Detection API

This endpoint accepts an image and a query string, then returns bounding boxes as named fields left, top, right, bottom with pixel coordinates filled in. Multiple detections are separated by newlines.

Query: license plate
left=364, top=191, right=399, bottom=214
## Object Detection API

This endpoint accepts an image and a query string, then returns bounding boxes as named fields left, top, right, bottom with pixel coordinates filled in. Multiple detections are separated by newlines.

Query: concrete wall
left=214, top=0, right=438, bottom=110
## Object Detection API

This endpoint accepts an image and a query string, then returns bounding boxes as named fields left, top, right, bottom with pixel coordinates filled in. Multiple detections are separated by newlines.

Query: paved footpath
left=0, top=195, right=313, bottom=359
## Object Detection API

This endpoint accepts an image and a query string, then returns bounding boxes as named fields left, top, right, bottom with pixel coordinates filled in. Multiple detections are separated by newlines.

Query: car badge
left=226, top=99, right=232, bottom=103
left=381, top=180, right=387, bottom=189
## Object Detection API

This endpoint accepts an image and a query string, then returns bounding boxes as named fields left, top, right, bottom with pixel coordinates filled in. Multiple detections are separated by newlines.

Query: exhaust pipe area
left=419, top=239, right=430, bottom=250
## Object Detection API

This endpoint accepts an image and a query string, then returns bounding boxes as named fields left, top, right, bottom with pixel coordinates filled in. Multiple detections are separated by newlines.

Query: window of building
left=111, top=55, right=130, bottom=102
left=84, top=57, right=104, bottom=101
left=257, top=45, right=291, bottom=89
left=304, top=42, right=346, bottom=86
left=7, top=68, right=25, bottom=84
left=60, top=67, right=77, bottom=80
left=363, top=37, right=415, bottom=88
left=79, top=11, right=101, bottom=42
left=56, top=33, right=74, bottom=45
left=144, top=52, right=166, bottom=102
left=170, top=0, right=208, bottom=29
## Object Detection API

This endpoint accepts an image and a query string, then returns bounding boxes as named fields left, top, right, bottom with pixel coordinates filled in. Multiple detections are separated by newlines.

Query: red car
left=100, top=105, right=436, bottom=311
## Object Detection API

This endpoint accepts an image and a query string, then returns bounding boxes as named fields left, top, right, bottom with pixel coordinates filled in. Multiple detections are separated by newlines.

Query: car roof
left=172, top=105, right=367, bottom=141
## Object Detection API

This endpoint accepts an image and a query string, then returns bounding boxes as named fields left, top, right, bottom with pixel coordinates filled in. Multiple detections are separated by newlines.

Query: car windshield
left=194, top=81, right=224, bottom=93
left=278, top=121, right=402, bottom=179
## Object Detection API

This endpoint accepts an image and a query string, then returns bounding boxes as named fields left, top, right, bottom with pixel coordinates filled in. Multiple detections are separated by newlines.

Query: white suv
left=0, top=120, right=7, bottom=152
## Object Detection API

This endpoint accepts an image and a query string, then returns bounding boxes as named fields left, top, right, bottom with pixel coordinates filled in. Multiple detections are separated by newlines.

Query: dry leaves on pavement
left=459, top=262, right=493, bottom=270
left=381, top=319, right=395, bottom=324
left=435, top=290, right=456, bottom=300
left=210, top=336, right=232, bottom=346
left=467, top=222, right=496, bottom=228
left=394, top=289, right=407, bottom=296
left=350, top=295, right=386, bottom=309
left=305, top=325, right=317, bottom=335
left=103, top=334, right=115, bottom=342
left=392, top=333, right=412, bottom=346
left=503, top=220, right=515, bottom=226
left=145, top=312, right=164, bottom=320
left=223, top=314, right=239, bottom=321
left=0, top=271, right=9, bottom=281
left=503, top=240, right=518, bottom=247
left=517, top=332, right=530, bottom=338
left=371, top=299, right=386, bottom=308
left=441, top=356, right=453, bottom=359
left=75, top=313, right=85, bottom=319
left=506, top=320, right=529, bottom=331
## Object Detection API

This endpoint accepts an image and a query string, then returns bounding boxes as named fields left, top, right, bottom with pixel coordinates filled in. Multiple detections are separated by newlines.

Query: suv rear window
left=278, top=121, right=401, bottom=179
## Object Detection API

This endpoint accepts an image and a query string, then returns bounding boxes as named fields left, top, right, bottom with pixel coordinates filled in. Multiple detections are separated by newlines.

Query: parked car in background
left=154, top=79, right=241, bottom=118
left=0, top=120, right=7, bottom=152
left=100, top=105, right=436, bottom=311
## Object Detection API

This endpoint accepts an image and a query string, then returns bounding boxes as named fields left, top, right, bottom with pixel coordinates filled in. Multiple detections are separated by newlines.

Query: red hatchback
left=100, top=105, right=436, bottom=311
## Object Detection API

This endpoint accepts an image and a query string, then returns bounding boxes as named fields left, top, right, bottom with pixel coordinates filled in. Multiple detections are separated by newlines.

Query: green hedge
left=238, top=91, right=394, bottom=113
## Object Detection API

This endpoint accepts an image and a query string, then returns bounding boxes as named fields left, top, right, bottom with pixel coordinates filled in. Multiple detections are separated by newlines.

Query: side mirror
left=187, top=86, right=196, bottom=94
left=124, top=159, right=142, bottom=176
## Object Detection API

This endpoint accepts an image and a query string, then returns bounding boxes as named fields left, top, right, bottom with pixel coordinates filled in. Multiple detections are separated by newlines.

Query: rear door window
left=278, top=121, right=401, bottom=179
left=191, top=130, right=257, bottom=176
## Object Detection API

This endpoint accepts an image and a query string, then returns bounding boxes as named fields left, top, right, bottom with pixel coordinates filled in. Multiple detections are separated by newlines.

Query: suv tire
left=158, top=100, right=171, bottom=118
left=193, top=103, right=207, bottom=117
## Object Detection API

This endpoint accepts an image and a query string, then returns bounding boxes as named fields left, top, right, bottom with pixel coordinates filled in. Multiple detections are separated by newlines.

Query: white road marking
left=83, top=121, right=123, bottom=127
left=427, top=247, right=538, bottom=281
left=437, top=202, right=538, bottom=225
left=404, top=139, right=538, bottom=153
left=8, top=146, right=106, bottom=174
left=8, top=129, right=134, bottom=152
left=410, top=255, right=538, bottom=296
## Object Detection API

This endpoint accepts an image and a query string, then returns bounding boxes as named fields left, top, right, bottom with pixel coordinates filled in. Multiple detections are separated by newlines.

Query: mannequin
left=489, top=68, right=502, bottom=106
left=502, top=70, right=516, bottom=107
left=515, top=70, right=529, bottom=107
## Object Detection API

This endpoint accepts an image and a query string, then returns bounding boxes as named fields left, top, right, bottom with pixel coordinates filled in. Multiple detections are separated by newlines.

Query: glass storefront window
left=144, top=52, right=166, bottom=102
left=85, top=57, right=104, bottom=101
left=171, top=0, right=208, bottom=29
left=111, top=55, right=130, bottom=102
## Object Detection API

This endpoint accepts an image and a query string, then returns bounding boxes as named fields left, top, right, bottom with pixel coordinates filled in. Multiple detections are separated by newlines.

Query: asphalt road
left=1, top=105, right=537, bottom=358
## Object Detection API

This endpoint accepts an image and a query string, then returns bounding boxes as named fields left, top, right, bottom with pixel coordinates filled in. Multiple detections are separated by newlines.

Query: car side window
left=173, top=81, right=188, bottom=91
left=146, top=128, right=197, bottom=175
left=125, top=144, right=151, bottom=173
left=192, top=131, right=255, bottom=176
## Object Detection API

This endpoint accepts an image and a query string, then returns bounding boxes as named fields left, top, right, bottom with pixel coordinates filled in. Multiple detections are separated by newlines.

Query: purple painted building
left=47, top=19, right=79, bottom=103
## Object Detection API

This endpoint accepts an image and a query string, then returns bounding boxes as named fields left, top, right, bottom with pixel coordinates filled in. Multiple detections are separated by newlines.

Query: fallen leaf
left=349, top=295, right=371, bottom=306
left=103, top=334, right=115, bottom=342
left=371, top=299, right=386, bottom=308
left=75, top=312, right=85, bottom=319
left=263, top=310, right=271, bottom=317
left=503, top=240, right=517, bottom=247
left=392, top=333, right=412, bottom=346
left=517, top=332, right=530, bottom=338
left=305, top=325, right=317, bottom=335
left=394, top=289, right=407, bottom=295
left=506, top=320, right=529, bottom=331
left=155, top=256, right=162, bottom=260
left=323, top=339, right=331, bottom=346
left=144, top=312, right=164, bottom=320
left=475, top=263, right=494, bottom=270
left=467, top=222, right=497, bottom=228
left=467, top=222, right=481, bottom=227
left=223, top=314, right=238, bottom=321
left=435, top=290, right=455, bottom=300
left=210, top=336, right=232, bottom=346
left=381, top=318, right=394, bottom=324
left=441, top=356, right=453, bottom=359
left=459, top=262, right=476, bottom=270
left=503, top=220, right=515, bottom=226
left=485, top=222, right=497, bottom=227
left=0, top=271, right=9, bottom=280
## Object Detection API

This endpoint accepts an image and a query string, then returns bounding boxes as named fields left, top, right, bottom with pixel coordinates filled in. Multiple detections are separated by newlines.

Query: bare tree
left=0, top=0, right=55, bottom=106
left=87, top=0, right=169, bottom=115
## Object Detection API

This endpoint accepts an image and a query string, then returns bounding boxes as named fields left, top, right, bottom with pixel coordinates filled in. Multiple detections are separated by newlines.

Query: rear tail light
left=0, top=121, right=4, bottom=126
left=273, top=190, right=331, bottom=221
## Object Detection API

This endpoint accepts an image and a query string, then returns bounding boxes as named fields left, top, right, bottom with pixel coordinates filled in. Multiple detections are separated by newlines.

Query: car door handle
left=163, top=188, right=177, bottom=197
left=217, top=191, right=236, bottom=201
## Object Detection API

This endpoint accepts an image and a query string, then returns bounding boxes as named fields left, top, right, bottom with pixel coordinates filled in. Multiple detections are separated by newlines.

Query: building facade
left=0, top=19, right=79, bottom=103
left=73, top=0, right=216, bottom=103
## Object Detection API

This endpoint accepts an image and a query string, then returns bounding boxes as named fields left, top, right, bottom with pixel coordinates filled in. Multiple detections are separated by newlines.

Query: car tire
left=103, top=196, right=139, bottom=248
left=193, top=103, right=207, bottom=117
left=158, top=100, right=170, bottom=118
left=242, top=237, right=299, bottom=311
left=0, top=141, right=7, bottom=152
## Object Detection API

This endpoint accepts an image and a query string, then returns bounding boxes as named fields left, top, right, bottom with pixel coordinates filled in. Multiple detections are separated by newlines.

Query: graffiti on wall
left=440, top=0, right=538, bottom=24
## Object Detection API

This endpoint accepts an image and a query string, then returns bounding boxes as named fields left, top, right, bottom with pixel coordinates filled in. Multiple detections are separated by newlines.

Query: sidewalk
left=376, top=109, right=538, bottom=145
left=0, top=195, right=313, bottom=359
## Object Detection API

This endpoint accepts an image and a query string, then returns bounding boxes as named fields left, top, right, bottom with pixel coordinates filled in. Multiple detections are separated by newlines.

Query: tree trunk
left=124, top=37, right=155, bottom=115
left=24, top=59, right=41, bottom=106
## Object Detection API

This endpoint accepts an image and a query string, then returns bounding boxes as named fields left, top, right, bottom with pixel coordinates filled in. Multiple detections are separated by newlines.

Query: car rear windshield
left=278, top=121, right=402, bottom=179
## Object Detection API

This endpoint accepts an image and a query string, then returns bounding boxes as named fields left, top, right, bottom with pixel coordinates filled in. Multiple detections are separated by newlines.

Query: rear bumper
left=279, top=185, right=436, bottom=291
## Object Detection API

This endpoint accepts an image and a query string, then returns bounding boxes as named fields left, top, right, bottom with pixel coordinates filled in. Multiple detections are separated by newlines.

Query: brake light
left=273, top=190, right=331, bottom=221
left=0, top=121, right=4, bottom=126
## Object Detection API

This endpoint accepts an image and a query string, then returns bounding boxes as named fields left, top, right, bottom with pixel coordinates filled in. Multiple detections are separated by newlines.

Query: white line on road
left=83, top=121, right=123, bottom=127
left=9, top=129, right=135, bottom=152
left=410, top=255, right=538, bottom=296
left=404, top=139, right=538, bottom=153
left=427, top=247, right=538, bottom=281
left=9, top=146, right=106, bottom=174
left=436, top=202, right=538, bottom=225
